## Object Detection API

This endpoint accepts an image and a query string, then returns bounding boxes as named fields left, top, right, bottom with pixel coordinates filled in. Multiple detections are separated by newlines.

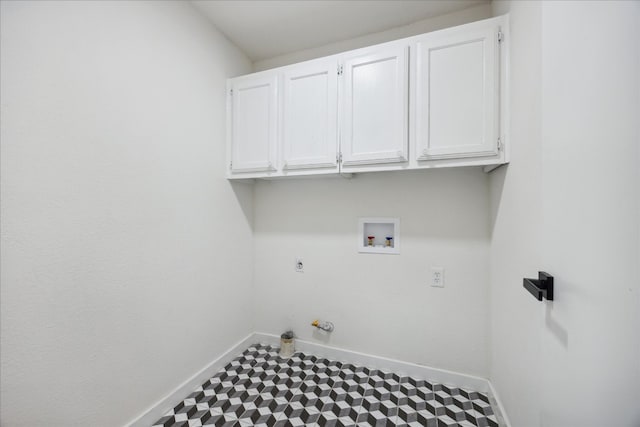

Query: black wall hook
left=523, top=271, right=554, bottom=301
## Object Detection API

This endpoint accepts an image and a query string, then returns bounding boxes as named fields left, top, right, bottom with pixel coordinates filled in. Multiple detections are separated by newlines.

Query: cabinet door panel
left=230, top=74, right=277, bottom=173
left=416, top=25, right=499, bottom=160
left=342, top=45, right=409, bottom=166
left=282, top=60, right=338, bottom=170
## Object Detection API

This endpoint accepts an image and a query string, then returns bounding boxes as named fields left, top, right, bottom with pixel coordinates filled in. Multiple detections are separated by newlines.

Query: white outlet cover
left=431, top=267, right=444, bottom=287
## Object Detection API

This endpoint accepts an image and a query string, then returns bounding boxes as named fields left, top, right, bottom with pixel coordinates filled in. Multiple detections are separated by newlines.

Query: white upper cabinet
left=414, top=18, right=502, bottom=161
left=228, top=72, right=278, bottom=174
left=226, top=15, right=508, bottom=180
left=341, top=42, right=409, bottom=168
left=281, top=58, right=339, bottom=172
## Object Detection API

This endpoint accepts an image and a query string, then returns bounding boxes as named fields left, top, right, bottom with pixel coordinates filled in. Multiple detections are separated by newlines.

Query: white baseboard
left=488, top=379, right=512, bottom=427
left=255, top=332, right=488, bottom=392
left=126, top=331, right=510, bottom=427
left=126, top=332, right=255, bottom=427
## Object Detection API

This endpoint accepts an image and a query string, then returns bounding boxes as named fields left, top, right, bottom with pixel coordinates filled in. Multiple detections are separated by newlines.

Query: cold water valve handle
left=311, top=319, right=334, bottom=332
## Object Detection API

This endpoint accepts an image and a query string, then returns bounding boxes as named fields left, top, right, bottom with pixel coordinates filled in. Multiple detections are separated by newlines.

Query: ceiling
left=191, top=0, right=489, bottom=62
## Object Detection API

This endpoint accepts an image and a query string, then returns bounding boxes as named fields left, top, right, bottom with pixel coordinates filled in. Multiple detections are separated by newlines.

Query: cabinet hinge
left=337, top=152, right=343, bottom=163
left=497, top=31, right=504, bottom=43
left=337, top=65, right=343, bottom=76
left=229, top=89, right=233, bottom=96
left=230, top=161, right=233, bottom=169
left=497, top=137, right=503, bottom=151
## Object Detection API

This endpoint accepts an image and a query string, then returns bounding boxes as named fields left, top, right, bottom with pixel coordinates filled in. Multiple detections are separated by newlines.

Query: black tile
left=151, top=344, right=499, bottom=427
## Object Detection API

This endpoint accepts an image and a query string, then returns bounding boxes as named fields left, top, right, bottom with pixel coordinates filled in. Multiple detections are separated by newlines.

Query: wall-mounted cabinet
left=414, top=19, right=501, bottom=162
left=228, top=73, right=278, bottom=174
left=281, top=57, right=339, bottom=174
left=340, top=42, right=409, bottom=172
left=226, top=15, right=508, bottom=180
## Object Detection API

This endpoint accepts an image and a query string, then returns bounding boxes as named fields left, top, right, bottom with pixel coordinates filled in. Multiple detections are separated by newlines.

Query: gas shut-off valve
left=311, top=319, right=334, bottom=332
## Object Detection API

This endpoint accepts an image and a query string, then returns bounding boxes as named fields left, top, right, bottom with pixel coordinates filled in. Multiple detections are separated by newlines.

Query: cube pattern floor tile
left=153, top=344, right=499, bottom=427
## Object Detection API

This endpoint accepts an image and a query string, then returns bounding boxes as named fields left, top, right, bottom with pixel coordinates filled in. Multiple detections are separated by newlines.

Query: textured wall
left=249, top=2, right=494, bottom=379
left=489, top=1, right=640, bottom=426
left=0, top=2, right=253, bottom=425
left=252, top=3, right=492, bottom=71
left=253, top=169, right=491, bottom=378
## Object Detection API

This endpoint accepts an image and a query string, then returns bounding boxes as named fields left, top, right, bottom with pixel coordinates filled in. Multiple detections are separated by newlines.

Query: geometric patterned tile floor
left=153, top=344, right=499, bottom=427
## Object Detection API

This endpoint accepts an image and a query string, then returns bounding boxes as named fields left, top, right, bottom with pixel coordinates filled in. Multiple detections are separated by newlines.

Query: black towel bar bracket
left=523, top=271, right=554, bottom=301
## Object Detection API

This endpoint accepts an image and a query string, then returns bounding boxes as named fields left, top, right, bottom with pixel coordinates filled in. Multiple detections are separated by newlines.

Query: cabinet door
left=341, top=44, right=409, bottom=166
left=415, top=22, right=500, bottom=160
left=230, top=73, right=278, bottom=173
left=282, top=59, right=338, bottom=171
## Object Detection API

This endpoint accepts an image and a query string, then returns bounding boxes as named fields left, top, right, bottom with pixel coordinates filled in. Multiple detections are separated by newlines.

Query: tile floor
left=153, top=344, right=499, bottom=427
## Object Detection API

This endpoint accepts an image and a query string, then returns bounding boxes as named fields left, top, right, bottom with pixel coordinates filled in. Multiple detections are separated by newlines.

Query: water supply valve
left=311, top=319, right=334, bottom=332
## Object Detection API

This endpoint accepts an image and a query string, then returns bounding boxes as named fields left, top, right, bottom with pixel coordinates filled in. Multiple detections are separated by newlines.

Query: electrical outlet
left=295, top=257, right=304, bottom=273
left=431, top=267, right=444, bottom=287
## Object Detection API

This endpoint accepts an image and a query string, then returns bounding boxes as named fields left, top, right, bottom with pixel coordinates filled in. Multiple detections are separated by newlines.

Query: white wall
left=490, top=1, right=640, bottom=426
left=250, top=0, right=494, bottom=379
left=253, top=3, right=492, bottom=71
left=488, top=1, right=544, bottom=423
left=0, top=2, right=253, bottom=426
left=253, top=169, right=491, bottom=377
